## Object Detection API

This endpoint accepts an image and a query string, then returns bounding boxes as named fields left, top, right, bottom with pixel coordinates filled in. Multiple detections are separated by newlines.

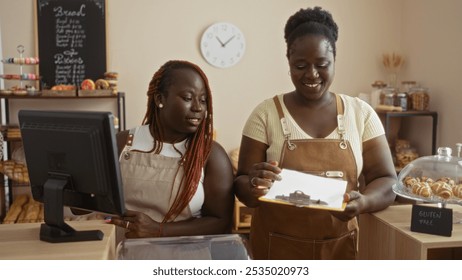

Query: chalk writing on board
left=37, top=0, right=106, bottom=88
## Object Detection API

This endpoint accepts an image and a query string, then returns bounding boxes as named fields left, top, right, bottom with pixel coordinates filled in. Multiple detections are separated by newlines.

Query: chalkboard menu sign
left=36, top=0, right=106, bottom=89
left=411, top=204, right=453, bottom=237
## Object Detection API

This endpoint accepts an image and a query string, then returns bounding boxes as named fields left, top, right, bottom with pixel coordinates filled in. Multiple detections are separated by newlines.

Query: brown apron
left=250, top=94, right=359, bottom=260
left=119, top=128, right=192, bottom=223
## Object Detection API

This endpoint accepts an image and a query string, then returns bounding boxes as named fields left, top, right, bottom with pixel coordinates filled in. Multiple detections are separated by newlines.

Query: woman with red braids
left=110, top=60, right=234, bottom=238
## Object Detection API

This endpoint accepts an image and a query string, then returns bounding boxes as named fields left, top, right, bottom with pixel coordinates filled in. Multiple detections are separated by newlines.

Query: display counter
left=0, top=220, right=116, bottom=260
left=358, top=204, right=462, bottom=259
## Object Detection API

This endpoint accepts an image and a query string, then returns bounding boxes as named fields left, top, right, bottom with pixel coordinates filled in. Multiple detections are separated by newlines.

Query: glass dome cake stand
left=393, top=144, right=462, bottom=223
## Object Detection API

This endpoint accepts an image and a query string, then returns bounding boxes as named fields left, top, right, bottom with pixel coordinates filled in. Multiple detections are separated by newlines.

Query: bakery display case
left=117, top=234, right=250, bottom=260
left=359, top=144, right=462, bottom=259
left=393, top=145, right=462, bottom=205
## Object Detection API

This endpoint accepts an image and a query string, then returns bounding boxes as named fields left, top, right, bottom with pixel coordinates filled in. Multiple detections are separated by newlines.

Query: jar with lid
left=401, top=81, right=417, bottom=93
left=409, top=86, right=429, bottom=111
left=370, top=80, right=386, bottom=109
left=380, top=86, right=397, bottom=106
left=396, top=92, right=409, bottom=111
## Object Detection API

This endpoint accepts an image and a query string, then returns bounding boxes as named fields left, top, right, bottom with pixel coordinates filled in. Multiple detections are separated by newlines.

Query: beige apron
left=250, top=94, right=359, bottom=260
left=119, top=128, right=192, bottom=223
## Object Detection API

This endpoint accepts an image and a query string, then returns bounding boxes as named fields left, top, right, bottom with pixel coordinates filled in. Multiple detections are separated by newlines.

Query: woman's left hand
left=330, top=191, right=363, bottom=221
left=109, top=209, right=161, bottom=238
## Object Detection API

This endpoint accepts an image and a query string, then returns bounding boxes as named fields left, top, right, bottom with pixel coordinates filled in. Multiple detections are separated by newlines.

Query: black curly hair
left=284, top=6, right=338, bottom=58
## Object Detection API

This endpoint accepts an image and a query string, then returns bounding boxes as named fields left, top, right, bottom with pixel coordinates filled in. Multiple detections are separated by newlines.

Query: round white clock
left=200, top=22, right=246, bottom=68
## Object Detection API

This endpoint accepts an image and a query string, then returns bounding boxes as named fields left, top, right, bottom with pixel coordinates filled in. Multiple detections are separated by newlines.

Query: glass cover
left=393, top=146, right=462, bottom=205
left=117, top=234, right=250, bottom=260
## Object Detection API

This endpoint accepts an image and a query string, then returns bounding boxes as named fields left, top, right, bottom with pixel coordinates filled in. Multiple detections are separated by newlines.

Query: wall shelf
left=0, top=92, right=126, bottom=222
left=376, top=110, right=438, bottom=155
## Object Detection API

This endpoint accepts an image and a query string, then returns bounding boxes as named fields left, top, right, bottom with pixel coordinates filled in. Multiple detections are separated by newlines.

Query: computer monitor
left=18, top=110, right=125, bottom=243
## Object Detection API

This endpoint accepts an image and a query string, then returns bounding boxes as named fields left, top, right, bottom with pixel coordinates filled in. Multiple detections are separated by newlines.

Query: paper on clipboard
left=259, top=169, right=347, bottom=211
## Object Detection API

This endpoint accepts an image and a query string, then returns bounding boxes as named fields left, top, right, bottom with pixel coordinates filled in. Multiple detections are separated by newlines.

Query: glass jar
left=409, top=87, right=429, bottom=111
left=381, top=86, right=397, bottom=106
left=401, top=81, right=417, bottom=93
left=370, top=80, right=386, bottom=109
left=396, top=92, right=409, bottom=111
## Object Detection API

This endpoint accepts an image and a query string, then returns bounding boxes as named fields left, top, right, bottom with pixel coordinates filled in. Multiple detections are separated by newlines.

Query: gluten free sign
left=411, top=204, right=452, bottom=237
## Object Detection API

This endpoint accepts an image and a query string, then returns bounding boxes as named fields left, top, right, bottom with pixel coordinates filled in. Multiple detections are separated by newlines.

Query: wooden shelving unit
left=0, top=93, right=126, bottom=223
left=232, top=198, right=254, bottom=234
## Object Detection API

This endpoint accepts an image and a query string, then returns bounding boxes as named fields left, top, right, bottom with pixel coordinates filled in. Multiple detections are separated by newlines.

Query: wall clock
left=200, top=22, right=246, bottom=68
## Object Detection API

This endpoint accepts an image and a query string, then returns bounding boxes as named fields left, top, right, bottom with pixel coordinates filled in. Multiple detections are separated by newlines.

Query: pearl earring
left=158, top=103, right=163, bottom=108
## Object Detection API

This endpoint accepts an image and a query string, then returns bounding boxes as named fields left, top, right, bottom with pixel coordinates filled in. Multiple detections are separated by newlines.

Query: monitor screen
left=18, top=110, right=125, bottom=243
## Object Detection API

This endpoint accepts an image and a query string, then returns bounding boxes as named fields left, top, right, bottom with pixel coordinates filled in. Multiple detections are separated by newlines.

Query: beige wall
left=1, top=0, right=460, bottom=154
left=400, top=0, right=462, bottom=155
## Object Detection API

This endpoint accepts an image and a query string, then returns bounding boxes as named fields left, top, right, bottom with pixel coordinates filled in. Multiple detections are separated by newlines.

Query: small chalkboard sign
left=410, top=204, right=452, bottom=237
left=36, top=0, right=106, bottom=89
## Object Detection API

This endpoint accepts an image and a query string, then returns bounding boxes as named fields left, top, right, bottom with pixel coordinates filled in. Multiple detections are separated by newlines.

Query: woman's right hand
left=247, top=160, right=282, bottom=198
left=109, top=209, right=162, bottom=238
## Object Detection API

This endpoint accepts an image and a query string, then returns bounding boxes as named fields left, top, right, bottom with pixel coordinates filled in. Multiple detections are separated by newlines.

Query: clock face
left=200, top=22, right=246, bottom=68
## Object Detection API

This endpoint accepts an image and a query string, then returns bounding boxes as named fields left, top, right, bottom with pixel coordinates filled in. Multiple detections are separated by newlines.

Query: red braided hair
left=142, top=60, right=213, bottom=222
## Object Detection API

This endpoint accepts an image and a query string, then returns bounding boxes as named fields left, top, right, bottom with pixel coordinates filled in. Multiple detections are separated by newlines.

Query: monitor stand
left=40, top=175, right=104, bottom=243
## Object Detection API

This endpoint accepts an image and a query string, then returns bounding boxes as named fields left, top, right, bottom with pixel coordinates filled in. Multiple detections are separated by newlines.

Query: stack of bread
left=2, top=194, right=44, bottom=224
left=5, top=126, right=21, bottom=140
left=0, top=160, right=29, bottom=184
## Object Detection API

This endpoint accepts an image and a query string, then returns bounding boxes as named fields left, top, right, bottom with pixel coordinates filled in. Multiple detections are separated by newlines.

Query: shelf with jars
left=373, top=81, right=437, bottom=172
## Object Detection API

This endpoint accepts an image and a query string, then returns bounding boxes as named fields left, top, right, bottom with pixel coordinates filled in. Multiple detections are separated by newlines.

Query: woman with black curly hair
left=234, top=7, right=396, bottom=259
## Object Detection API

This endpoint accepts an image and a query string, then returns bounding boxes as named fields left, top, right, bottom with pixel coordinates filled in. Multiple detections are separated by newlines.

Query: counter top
left=0, top=220, right=116, bottom=260
left=358, top=204, right=462, bottom=259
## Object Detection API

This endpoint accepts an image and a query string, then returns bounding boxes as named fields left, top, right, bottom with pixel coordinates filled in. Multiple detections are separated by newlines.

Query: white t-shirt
left=242, top=94, right=385, bottom=177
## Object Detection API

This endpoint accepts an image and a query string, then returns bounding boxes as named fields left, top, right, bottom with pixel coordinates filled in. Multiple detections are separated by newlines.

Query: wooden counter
left=358, top=204, right=462, bottom=259
left=0, top=220, right=116, bottom=260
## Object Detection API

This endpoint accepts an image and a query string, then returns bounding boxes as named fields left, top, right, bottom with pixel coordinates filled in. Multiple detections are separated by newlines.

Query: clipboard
left=258, top=169, right=347, bottom=211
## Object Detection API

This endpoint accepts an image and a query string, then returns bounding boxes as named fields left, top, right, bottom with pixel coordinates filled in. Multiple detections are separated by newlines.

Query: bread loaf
left=2, top=194, right=29, bottom=224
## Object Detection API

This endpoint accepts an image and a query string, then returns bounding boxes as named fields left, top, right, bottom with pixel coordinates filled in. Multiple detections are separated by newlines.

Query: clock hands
left=216, top=35, right=236, bottom=48
left=222, top=35, right=235, bottom=47
left=215, top=36, right=225, bottom=47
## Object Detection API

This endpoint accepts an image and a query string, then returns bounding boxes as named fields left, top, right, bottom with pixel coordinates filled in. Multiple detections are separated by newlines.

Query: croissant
left=452, top=184, right=462, bottom=199
left=420, top=176, right=434, bottom=184
left=404, top=176, right=418, bottom=188
left=430, top=181, right=453, bottom=199
left=436, top=177, right=455, bottom=187
left=412, top=182, right=432, bottom=198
